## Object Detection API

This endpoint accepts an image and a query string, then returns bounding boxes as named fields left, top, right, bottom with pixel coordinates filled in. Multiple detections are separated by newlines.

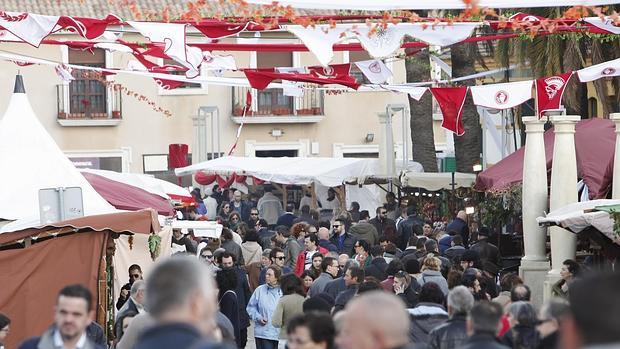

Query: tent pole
left=310, top=183, right=318, bottom=210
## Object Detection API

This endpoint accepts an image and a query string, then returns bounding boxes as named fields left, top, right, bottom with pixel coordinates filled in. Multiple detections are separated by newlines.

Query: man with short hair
left=396, top=206, right=424, bottom=250
left=218, top=253, right=252, bottom=348
left=329, top=217, right=356, bottom=256
left=19, top=285, right=105, bottom=349
left=364, top=246, right=388, bottom=281
left=336, top=292, right=413, bottom=349
left=324, top=259, right=359, bottom=300
left=308, top=257, right=339, bottom=297
left=428, top=286, right=475, bottom=349
left=230, top=190, right=251, bottom=222
left=258, top=247, right=292, bottom=285
left=274, top=227, right=302, bottom=270
left=444, top=234, right=466, bottom=263
left=246, top=207, right=260, bottom=227
left=460, top=301, right=508, bottom=349
left=349, top=211, right=379, bottom=246
left=257, top=185, right=283, bottom=226
left=460, top=250, right=480, bottom=270
left=317, top=227, right=338, bottom=253
left=115, top=280, right=146, bottom=338
left=369, top=207, right=397, bottom=242
left=562, top=272, right=620, bottom=349
left=446, top=210, right=470, bottom=248
left=294, top=234, right=328, bottom=276
left=276, top=203, right=298, bottom=229
left=256, top=219, right=273, bottom=251
left=129, top=256, right=229, bottom=349
left=333, top=266, right=364, bottom=314
left=116, top=264, right=143, bottom=310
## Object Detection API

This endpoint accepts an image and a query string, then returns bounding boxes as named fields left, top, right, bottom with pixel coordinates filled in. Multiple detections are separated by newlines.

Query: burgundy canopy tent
left=474, top=118, right=616, bottom=199
left=82, top=172, right=175, bottom=216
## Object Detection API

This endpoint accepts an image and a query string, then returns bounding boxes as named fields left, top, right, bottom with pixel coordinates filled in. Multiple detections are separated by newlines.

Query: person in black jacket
left=364, top=245, right=388, bottom=281
left=502, top=301, right=540, bottom=349
left=396, top=206, right=424, bottom=250
left=393, top=271, right=419, bottom=308
left=218, top=253, right=252, bottom=349
left=216, top=268, right=240, bottom=348
left=459, top=302, right=509, bottom=349
left=428, top=285, right=474, bottom=349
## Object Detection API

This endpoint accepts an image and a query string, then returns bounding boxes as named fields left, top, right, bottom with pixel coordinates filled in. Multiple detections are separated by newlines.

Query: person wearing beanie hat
left=405, top=258, right=421, bottom=279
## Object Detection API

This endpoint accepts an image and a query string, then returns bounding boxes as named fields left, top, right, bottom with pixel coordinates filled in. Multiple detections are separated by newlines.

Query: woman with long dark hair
left=272, top=274, right=306, bottom=349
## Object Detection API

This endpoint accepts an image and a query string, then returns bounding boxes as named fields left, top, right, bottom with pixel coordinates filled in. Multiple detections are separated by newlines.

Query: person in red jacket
left=295, top=234, right=328, bottom=276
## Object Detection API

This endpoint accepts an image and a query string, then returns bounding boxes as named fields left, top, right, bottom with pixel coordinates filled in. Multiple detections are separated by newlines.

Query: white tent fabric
left=400, top=171, right=477, bottom=190
left=80, top=169, right=192, bottom=201
left=175, top=156, right=381, bottom=187
left=0, top=76, right=114, bottom=232
left=536, top=199, right=620, bottom=245
left=243, top=0, right=618, bottom=10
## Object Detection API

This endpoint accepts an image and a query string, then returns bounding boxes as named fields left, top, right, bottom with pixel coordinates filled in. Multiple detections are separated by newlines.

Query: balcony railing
left=231, top=87, right=324, bottom=123
left=57, top=83, right=122, bottom=126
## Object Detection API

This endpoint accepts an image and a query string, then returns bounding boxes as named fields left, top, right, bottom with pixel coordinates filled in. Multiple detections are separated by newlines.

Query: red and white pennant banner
left=535, top=73, right=573, bottom=117
left=470, top=80, right=533, bottom=110
left=431, top=87, right=469, bottom=136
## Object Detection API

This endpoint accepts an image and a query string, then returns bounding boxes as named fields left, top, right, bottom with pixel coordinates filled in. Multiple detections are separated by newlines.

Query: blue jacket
left=246, top=284, right=283, bottom=340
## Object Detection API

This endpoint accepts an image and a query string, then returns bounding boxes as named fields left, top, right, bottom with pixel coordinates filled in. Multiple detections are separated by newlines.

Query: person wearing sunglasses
left=199, top=246, right=217, bottom=273
left=259, top=248, right=292, bottom=286
left=116, top=264, right=143, bottom=310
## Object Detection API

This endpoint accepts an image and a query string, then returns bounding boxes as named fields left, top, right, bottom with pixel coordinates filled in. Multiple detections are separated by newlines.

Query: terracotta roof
left=0, top=0, right=344, bottom=20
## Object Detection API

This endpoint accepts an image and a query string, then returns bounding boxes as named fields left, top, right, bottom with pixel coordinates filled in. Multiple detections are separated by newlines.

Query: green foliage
left=610, top=210, right=620, bottom=240
left=148, top=233, right=161, bottom=261
left=479, top=185, right=522, bottom=230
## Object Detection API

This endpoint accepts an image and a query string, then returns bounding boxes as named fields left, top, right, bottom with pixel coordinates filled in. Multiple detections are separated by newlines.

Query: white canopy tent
left=0, top=76, right=115, bottom=233
left=400, top=171, right=477, bottom=191
left=537, top=199, right=620, bottom=245
left=175, top=156, right=382, bottom=188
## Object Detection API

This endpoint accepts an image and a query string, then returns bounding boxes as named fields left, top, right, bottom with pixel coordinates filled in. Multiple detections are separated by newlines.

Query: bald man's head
left=318, top=227, right=330, bottom=240
left=336, top=292, right=410, bottom=349
left=457, top=210, right=467, bottom=220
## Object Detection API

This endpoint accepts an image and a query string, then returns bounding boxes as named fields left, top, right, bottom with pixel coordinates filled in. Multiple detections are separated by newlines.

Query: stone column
left=544, top=115, right=580, bottom=299
left=611, top=113, right=620, bottom=199
left=519, top=117, right=550, bottom=307
left=377, top=112, right=395, bottom=178
left=191, top=112, right=208, bottom=186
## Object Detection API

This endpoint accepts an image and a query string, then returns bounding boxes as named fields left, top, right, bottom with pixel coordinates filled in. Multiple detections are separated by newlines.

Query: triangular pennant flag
left=354, top=60, right=393, bottom=84
left=430, top=87, right=469, bottom=136
left=577, top=58, right=620, bottom=82
left=535, top=73, right=573, bottom=117
left=381, top=85, right=427, bottom=101
left=470, top=80, right=533, bottom=110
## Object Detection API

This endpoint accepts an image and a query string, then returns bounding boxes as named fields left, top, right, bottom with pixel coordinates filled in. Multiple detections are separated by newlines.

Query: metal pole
left=57, top=187, right=65, bottom=221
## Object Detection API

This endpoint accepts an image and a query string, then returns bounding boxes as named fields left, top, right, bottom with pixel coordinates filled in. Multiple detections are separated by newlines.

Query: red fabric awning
left=82, top=172, right=175, bottom=216
left=474, top=118, right=616, bottom=199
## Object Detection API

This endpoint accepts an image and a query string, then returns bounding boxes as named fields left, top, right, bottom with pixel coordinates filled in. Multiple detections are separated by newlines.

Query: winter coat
left=246, top=284, right=283, bottom=341
left=398, top=282, right=420, bottom=308
left=272, top=293, right=305, bottom=338
left=308, top=272, right=334, bottom=297
left=459, top=332, right=510, bottom=349
left=365, top=257, right=389, bottom=281
left=284, top=237, right=303, bottom=270
left=257, top=193, right=283, bottom=225
left=333, top=285, right=358, bottom=314
left=470, top=240, right=501, bottom=267
left=294, top=247, right=328, bottom=276
left=134, top=323, right=203, bottom=349
left=319, top=239, right=339, bottom=253
left=446, top=217, right=470, bottom=247
left=349, top=222, right=379, bottom=246
left=329, top=231, right=357, bottom=256
left=419, top=270, right=450, bottom=296
left=324, top=277, right=346, bottom=300
left=408, top=303, right=449, bottom=344
left=428, top=314, right=469, bottom=349
left=444, top=245, right=466, bottom=263
left=397, top=215, right=424, bottom=250
left=19, top=328, right=106, bottom=349
left=241, top=241, right=263, bottom=266
left=502, top=324, right=541, bottom=349
left=231, top=266, right=252, bottom=328
left=218, top=290, right=240, bottom=348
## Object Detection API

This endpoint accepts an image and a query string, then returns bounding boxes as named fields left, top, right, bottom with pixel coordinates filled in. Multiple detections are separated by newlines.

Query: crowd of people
left=2, top=186, right=620, bottom=349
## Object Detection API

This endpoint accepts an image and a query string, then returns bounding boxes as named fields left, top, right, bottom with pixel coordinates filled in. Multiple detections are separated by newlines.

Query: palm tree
left=405, top=48, right=438, bottom=172
left=451, top=42, right=482, bottom=173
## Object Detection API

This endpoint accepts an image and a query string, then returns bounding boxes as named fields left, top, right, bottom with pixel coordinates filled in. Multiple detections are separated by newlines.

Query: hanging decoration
left=354, top=60, right=393, bottom=84
left=469, top=80, right=534, bottom=110
left=244, top=63, right=360, bottom=90
left=535, top=73, right=573, bottom=117
left=431, top=87, right=469, bottom=136
left=576, top=57, right=620, bottom=82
